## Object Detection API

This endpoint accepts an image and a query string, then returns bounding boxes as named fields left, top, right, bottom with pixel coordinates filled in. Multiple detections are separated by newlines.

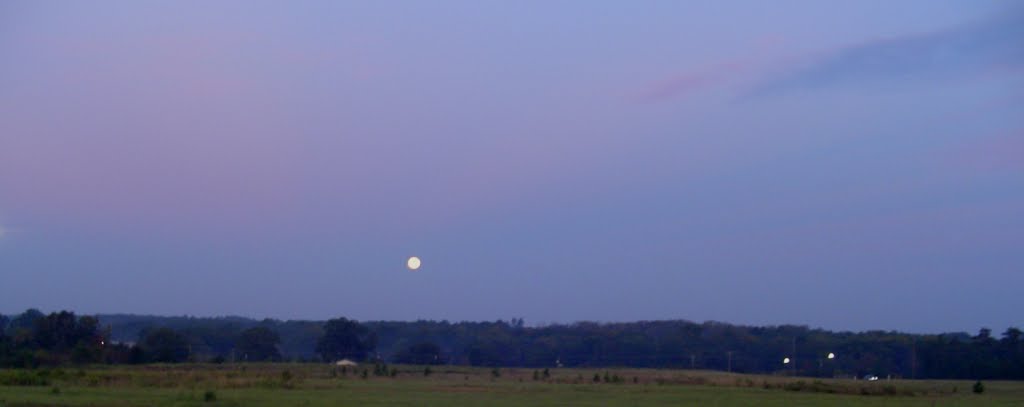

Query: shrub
left=0, top=371, right=50, bottom=386
left=204, top=390, right=217, bottom=402
left=973, top=381, right=984, bottom=394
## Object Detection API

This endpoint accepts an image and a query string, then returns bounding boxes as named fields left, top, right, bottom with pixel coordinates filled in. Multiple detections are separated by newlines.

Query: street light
left=827, top=352, right=835, bottom=360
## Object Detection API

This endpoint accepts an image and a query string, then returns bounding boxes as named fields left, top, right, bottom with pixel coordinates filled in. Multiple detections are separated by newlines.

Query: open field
left=2, top=364, right=1023, bottom=406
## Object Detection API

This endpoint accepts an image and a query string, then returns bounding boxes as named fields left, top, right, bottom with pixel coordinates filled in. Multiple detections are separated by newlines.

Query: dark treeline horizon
left=2, top=309, right=1022, bottom=380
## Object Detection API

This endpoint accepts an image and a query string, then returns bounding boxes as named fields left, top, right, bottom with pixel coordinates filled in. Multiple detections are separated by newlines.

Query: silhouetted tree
left=393, top=342, right=442, bottom=365
left=8, top=309, right=44, bottom=335
left=236, top=327, right=281, bottom=361
left=1003, top=328, right=1022, bottom=344
left=33, top=312, right=100, bottom=352
left=315, top=317, right=376, bottom=362
left=141, top=328, right=189, bottom=363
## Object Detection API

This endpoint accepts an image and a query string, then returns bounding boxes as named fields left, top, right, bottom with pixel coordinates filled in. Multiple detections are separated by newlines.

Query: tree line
left=2, top=310, right=1021, bottom=380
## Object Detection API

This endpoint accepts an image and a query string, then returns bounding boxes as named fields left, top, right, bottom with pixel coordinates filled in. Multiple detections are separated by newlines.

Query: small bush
left=542, top=368, right=550, bottom=379
left=51, top=386, right=61, bottom=394
left=0, top=371, right=50, bottom=386
left=973, top=381, right=984, bottom=394
left=424, top=366, right=433, bottom=377
left=783, top=381, right=806, bottom=392
left=490, top=368, right=500, bottom=378
left=593, top=373, right=601, bottom=383
left=204, top=390, right=217, bottom=402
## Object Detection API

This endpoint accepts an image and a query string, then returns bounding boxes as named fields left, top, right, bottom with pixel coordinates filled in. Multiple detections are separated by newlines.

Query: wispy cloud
left=635, top=59, right=758, bottom=102
left=641, top=8, right=1024, bottom=103
left=748, top=9, right=1024, bottom=96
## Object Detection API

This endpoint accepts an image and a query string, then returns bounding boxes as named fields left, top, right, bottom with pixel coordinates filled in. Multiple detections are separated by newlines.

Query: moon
left=407, top=256, right=421, bottom=271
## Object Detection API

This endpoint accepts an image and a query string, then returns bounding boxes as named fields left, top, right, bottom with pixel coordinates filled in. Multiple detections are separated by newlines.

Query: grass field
left=2, top=364, right=1022, bottom=406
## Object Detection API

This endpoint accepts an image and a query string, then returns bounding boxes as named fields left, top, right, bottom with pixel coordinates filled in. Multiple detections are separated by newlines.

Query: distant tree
left=976, top=328, right=993, bottom=341
left=393, top=342, right=442, bottom=365
left=141, top=328, right=189, bottom=363
left=129, top=345, right=147, bottom=364
left=315, top=317, right=376, bottom=362
left=33, top=312, right=100, bottom=352
left=0, top=314, right=9, bottom=334
left=1003, top=328, right=1022, bottom=344
left=973, top=380, right=985, bottom=394
left=8, top=309, right=44, bottom=334
left=236, top=327, right=281, bottom=361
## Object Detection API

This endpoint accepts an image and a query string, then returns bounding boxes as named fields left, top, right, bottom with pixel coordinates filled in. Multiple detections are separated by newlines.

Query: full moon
left=407, top=256, right=421, bottom=271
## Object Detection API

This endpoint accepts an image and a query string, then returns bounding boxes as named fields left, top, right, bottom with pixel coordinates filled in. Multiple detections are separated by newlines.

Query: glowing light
left=407, top=256, right=421, bottom=270
left=783, top=357, right=790, bottom=364
left=827, top=353, right=835, bottom=359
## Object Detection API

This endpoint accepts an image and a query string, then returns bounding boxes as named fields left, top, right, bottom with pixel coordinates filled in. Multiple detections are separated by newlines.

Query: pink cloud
left=632, top=33, right=801, bottom=103
left=945, top=129, right=1024, bottom=171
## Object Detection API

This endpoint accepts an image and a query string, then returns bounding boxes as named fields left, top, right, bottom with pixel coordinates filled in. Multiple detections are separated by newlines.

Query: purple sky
left=1, top=1, right=1021, bottom=333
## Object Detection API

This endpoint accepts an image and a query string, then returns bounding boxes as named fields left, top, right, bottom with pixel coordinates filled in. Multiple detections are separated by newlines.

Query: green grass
left=1, top=364, right=1022, bottom=406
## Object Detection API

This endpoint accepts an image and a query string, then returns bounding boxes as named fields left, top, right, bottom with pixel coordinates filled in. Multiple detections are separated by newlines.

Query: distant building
left=335, top=359, right=358, bottom=367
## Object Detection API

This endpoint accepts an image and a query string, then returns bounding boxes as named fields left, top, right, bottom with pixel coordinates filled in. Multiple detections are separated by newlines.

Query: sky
left=1, top=0, right=1021, bottom=334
